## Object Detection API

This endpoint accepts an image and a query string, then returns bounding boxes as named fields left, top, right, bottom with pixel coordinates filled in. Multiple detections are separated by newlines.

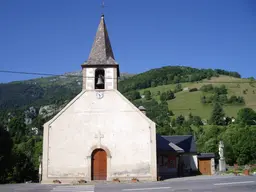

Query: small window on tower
left=95, top=69, right=105, bottom=89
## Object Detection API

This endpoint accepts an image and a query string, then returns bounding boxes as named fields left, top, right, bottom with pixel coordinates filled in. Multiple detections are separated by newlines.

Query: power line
left=0, top=70, right=61, bottom=77
left=0, top=70, right=118, bottom=79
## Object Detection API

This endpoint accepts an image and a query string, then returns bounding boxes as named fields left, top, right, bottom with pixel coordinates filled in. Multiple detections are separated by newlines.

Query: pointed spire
left=85, top=15, right=117, bottom=65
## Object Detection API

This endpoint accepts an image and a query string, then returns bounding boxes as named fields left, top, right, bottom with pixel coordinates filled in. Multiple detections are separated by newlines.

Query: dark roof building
left=156, top=134, right=197, bottom=154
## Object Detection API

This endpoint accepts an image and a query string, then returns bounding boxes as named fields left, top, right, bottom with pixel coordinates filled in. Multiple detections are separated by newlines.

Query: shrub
left=189, top=88, right=198, bottom=92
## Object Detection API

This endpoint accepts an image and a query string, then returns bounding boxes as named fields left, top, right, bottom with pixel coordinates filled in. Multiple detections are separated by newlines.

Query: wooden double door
left=91, top=149, right=107, bottom=180
left=198, top=159, right=211, bottom=175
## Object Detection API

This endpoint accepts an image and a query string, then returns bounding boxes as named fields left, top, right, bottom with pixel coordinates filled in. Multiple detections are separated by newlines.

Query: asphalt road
left=0, top=175, right=255, bottom=192
left=96, top=175, right=256, bottom=192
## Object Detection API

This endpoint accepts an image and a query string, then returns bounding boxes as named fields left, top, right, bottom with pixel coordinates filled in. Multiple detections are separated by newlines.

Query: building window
left=95, top=69, right=105, bottom=89
left=157, top=155, right=176, bottom=168
left=157, top=155, right=168, bottom=167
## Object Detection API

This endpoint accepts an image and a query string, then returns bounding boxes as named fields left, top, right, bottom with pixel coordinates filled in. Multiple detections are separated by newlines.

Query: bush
left=200, top=84, right=213, bottom=92
left=189, top=88, right=198, bottom=92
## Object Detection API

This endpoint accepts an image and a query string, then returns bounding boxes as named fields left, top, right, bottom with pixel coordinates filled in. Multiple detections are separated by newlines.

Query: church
left=42, top=15, right=198, bottom=184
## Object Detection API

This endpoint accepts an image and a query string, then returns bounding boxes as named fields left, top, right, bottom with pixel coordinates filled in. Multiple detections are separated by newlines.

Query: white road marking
left=214, top=181, right=255, bottom=186
left=122, top=186, right=172, bottom=191
left=51, top=185, right=95, bottom=192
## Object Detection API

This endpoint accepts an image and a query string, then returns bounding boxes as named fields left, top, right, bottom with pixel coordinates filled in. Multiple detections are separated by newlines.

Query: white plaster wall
left=211, top=158, right=215, bottom=175
left=180, top=154, right=198, bottom=171
left=105, top=68, right=114, bottom=89
left=84, top=68, right=95, bottom=90
left=191, top=155, right=198, bottom=170
left=42, top=90, right=156, bottom=182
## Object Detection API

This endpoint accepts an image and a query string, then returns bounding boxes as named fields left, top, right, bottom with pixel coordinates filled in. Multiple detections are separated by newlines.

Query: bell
left=96, top=75, right=104, bottom=85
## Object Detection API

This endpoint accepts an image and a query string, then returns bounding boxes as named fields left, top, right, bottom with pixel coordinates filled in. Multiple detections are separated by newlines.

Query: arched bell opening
left=95, top=69, right=105, bottom=89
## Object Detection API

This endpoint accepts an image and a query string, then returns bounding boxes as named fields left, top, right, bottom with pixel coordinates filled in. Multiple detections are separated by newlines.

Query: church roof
left=84, top=15, right=118, bottom=65
left=157, top=134, right=197, bottom=153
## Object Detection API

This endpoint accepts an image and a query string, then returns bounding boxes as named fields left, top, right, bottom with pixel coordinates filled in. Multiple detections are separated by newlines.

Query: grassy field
left=139, top=76, right=256, bottom=120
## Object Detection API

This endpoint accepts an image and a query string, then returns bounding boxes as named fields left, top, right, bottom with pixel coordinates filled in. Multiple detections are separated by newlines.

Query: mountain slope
left=139, top=75, right=256, bottom=119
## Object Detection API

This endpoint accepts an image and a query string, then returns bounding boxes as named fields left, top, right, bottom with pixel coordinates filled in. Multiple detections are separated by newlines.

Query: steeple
left=85, top=15, right=117, bottom=66
left=82, top=15, right=120, bottom=90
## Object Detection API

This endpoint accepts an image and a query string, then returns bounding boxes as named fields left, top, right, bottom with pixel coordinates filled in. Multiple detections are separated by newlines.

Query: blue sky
left=0, top=0, right=255, bottom=83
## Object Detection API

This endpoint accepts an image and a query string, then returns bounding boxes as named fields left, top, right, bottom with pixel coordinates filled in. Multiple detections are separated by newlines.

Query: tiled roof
left=84, top=15, right=118, bottom=65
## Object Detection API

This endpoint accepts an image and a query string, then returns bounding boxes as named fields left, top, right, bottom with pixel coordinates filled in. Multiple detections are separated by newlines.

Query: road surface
left=0, top=175, right=255, bottom=192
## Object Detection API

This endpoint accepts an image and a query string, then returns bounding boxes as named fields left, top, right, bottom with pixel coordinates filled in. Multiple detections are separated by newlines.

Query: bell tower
left=81, top=15, right=120, bottom=90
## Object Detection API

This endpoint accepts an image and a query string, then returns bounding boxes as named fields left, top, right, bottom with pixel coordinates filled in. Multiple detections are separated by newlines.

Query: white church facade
left=42, top=15, right=157, bottom=183
left=42, top=15, right=198, bottom=184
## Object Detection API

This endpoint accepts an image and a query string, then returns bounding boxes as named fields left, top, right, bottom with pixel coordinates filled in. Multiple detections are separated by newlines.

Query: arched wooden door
left=91, top=149, right=107, bottom=180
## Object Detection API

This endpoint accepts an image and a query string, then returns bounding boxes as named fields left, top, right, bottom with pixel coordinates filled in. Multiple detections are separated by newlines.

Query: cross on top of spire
left=101, top=0, right=105, bottom=16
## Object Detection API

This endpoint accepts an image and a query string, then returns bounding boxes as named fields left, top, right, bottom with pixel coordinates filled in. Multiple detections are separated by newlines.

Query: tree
left=151, top=81, right=156, bottom=87
left=228, top=95, right=238, bottom=104
left=210, top=102, right=225, bottom=125
left=168, top=110, right=174, bottom=116
left=124, top=91, right=141, bottom=101
left=173, top=76, right=180, bottom=83
left=31, top=115, right=46, bottom=136
left=143, top=90, right=152, bottom=100
left=220, top=125, right=256, bottom=165
left=196, top=125, right=223, bottom=154
left=160, top=90, right=175, bottom=101
left=176, top=115, right=185, bottom=126
left=228, top=95, right=245, bottom=104
left=200, top=84, right=213, bottom=92
left=8, top=117, right=27, bottom=143
left=175, top=125, right=193, bottom=135
left=237, top=96, right=245, bottom=104
left=166, top=90, right=175, bottom=100
left=236, top=108, right=256, bottom=125
left=191, top=116, right=203, bottom=126
left=189, top=74, right=198, bottom=82
left=9, top=146, right=38, bottom=183
left=174, top=83, right=182, bottom=93
left=171, top=117, right=176, bottom=127
left=216, top=85, right=227, bottom=95
left=218, top=94, right=228, bottom=104
left=201, top=96, right=207, bottom=104
left=0, top=124, right=13, bottom=183
left=160, top=92, right=167, bottom=102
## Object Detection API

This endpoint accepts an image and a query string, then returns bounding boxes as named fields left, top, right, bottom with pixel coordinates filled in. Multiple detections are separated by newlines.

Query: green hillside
left=139, top=76, right=256, bottom=119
